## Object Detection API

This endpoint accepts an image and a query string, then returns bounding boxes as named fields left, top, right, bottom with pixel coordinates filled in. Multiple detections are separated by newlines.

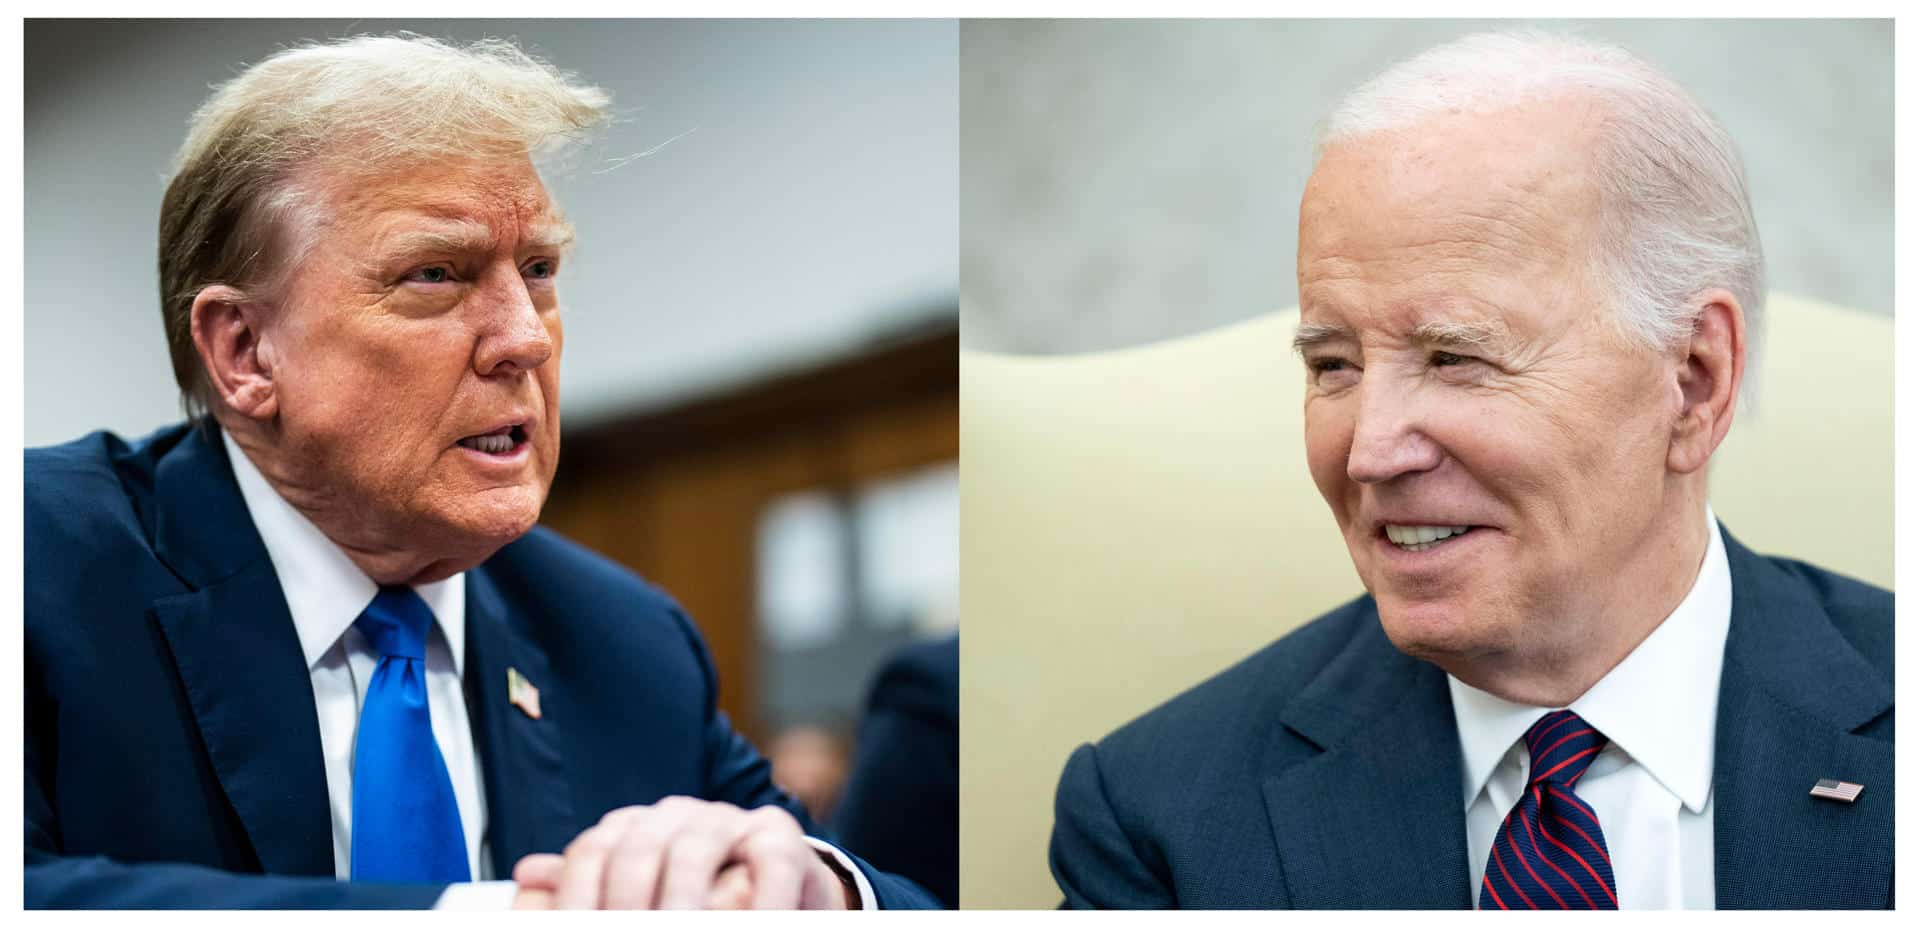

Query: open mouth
left=457, top=424, right=528, bottom=456
left=1382, top=524, right=1482, bottom=553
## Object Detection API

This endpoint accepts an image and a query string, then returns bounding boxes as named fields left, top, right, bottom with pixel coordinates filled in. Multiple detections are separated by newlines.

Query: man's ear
left=189, top=285, right=279, bottom=421
left=1667, top=289, right=1746, bottom=475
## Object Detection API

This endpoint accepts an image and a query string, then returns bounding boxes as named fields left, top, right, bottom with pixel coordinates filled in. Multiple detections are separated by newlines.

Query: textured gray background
left=25, top=19, right=957, bottom=446
left=960, top=19, right=1892, bottom=355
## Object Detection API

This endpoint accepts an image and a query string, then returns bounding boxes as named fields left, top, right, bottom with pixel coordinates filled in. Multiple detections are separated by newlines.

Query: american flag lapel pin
left=1809, top=778, right=1864, bottom=803
left=507, top=666, right=543, bottom=720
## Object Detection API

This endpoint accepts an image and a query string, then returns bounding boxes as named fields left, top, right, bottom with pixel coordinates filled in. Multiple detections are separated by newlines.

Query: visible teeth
left=1384, top=524, right=1472, bottom=549
left=463, top=432, right=516, bottom=454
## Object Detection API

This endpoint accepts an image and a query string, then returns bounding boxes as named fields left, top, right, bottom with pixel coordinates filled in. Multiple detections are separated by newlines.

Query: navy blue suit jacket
left=834, top=634, right=959, bottom=907
left=25, top=422, right=939, bottom=909
left=1050, top=528, right=1893, bottom=908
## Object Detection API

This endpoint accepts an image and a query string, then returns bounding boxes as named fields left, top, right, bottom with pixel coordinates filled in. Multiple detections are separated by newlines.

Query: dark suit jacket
left=25, top=422, right=938, bottom=909
left=834, top=634, right=959, bottom=908
left=1050, top=526, right=1893, bottom=908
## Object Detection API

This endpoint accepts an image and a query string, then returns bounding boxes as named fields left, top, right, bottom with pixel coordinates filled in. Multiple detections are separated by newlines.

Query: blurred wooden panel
left=541, top=324, right=957, bottom=743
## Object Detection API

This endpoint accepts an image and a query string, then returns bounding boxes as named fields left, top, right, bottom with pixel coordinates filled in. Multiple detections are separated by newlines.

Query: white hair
left=1316, top=30, right=1765, bottom=404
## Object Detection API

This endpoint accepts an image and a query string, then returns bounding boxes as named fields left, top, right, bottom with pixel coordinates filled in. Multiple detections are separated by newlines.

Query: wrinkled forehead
left=301, top=153, right=573, bottom=251
left=1297, top=103, right=1607, bottom=335
left=1299, top=100, right=1605, bottom=275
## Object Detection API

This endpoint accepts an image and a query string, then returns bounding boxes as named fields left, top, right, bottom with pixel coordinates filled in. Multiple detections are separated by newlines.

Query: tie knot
left=1522, top=710, right=1607, bottom=788
left=355, top=586, right=434, bottom=661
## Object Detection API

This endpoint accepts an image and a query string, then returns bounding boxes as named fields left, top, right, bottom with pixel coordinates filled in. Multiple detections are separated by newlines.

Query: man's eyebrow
left=374, top=217, right=577, bottom=260
left=1410, top=319, right=1511, bottom=351
left=523, top=218, right=576, bottom=253
left=375, top=220, right=498, bottom=259
left=1291, top=322, right=1353, bottom=356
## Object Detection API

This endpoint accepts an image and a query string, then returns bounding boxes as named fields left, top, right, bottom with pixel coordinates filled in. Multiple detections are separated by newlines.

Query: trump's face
left=259, top=155, right=568, bottom=576
left=1296, top=102, right=1687, bottom=673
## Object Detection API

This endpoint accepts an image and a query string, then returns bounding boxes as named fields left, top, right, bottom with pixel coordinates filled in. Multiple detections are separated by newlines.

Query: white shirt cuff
left=433, top=880, right=518, bottom=910
left=428, top=846, right=876, bottom=910
left=804, top=836, right=879, bottom=910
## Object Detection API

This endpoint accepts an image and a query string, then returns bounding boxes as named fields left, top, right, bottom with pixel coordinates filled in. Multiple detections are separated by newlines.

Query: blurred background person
left=835, top=634, right=960, bottom=908
left=769, top=723, right=853, bottom=825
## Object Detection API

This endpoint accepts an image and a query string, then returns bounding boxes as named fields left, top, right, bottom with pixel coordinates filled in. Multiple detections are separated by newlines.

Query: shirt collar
left=1448, top=505, right=1729, bottom=815
left=222, top=429, right=465, bottom=673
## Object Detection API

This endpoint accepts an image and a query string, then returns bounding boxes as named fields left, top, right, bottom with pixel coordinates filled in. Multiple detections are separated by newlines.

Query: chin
left=468, top=499, right=543, bottom=543
left=433, top=486, right=545, bottom=551
left=1374, top=595, right=1489, bottom=664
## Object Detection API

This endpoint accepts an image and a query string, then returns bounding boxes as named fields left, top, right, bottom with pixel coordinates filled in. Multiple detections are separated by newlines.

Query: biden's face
left=1295, top=104, right=1684, bottom=672
left=262, top=155, right=569, bottom=572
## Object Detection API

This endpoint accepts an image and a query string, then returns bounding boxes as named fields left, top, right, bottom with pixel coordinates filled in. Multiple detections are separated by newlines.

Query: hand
left=513, top=855, right=764, bottom=909
left=510, top=860, right=558, bottom=910
left=706, top=863, right=754, bottom=909
left=509, top=797, right=850, bottom=910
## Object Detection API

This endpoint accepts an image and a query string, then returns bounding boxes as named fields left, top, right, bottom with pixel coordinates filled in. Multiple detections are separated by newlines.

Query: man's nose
left=474, top=268, right=555, bottom=376
left=1345, top=375, right=1443, bottom=485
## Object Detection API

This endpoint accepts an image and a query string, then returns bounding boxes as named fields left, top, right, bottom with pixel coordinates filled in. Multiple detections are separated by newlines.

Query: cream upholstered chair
left=957, top=294, right=1891, bottom=908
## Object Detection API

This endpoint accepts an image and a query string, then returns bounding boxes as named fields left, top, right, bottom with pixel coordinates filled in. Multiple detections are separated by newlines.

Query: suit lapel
left=147, top=425, right=333, bottom=877
left=1263, top=614, right=1472, bottom=908
left=465, top=564, right=577, bottom=875
left=1712, top=529, right=1893, bottom=908
left=1258, top=526, right=1893, bottom=909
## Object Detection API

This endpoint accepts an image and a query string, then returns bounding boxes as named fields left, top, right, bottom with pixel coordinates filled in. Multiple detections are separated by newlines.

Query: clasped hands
left=509, top=797, right=851, bottom=910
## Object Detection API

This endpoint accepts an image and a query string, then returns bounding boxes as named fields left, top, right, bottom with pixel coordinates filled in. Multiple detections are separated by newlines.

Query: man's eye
left=1309, top=357, right=1352, bottom=374
left=1431, top=351, right=1470, bottom=367
left=405, top=265, right=454, bottom=285
left=523, top=259, right=557, bottom=279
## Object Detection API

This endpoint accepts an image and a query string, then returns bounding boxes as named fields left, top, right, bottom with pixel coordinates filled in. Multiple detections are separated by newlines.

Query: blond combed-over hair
left=158, top=33, right=611, bottom=416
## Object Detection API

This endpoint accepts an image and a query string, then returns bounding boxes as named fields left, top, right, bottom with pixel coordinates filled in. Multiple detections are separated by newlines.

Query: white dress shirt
left=225, top=431, right=510, bottom=907
left=1450, top=505, right=1729, bottom=909
left=223, top=431, right=875, bottom=910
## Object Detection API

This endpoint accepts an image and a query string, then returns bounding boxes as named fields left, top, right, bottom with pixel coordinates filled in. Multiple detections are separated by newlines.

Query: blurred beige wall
left=959, top=295, right=1891, bottom=908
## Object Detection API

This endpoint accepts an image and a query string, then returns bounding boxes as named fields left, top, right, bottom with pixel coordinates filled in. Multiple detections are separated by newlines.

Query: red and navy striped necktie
left=1479, top=709, right=1618, bottom=910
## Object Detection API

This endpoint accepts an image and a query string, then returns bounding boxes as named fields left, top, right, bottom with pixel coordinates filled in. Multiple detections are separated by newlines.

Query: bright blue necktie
left=349, top=586, right=470, bottom=883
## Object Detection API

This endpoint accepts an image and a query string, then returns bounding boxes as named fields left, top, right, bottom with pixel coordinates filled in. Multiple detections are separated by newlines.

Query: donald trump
left=25, top=34, right=938, bottom=910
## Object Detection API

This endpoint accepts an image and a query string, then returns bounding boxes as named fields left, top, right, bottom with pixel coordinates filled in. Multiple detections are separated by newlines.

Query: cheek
left=1452, top=382, right=1661, bottom=531
left=1302, top=401, right=1354, bottom=501
left=1425, top=395, right=1531, bottom=473
left=307, top=339, right=466, bottom=455
left=540, top=314, right=564, bottom=407
left=1537, top=378, right=1655, bottom=468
